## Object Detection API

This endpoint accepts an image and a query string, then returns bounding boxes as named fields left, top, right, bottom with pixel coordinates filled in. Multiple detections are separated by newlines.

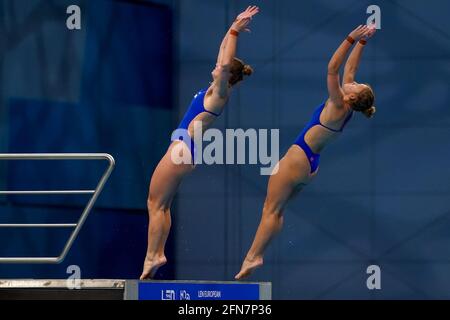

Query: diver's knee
left=147, top=196, right=169, bottom=214
left=262, top=199, right=283, bottom=217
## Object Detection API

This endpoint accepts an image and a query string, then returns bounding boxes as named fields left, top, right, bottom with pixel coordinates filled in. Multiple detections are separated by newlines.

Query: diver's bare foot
left=140, top=255, right=167, bottom=280
left=235, top=256, right=263, bottom=280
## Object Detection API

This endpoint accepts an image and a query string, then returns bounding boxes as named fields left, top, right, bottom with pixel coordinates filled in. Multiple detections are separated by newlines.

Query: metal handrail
left=0, top=153, right=115, bottom=264
left=0, top=224, right=77, bottom=228
left=0, top=191, right=95, bottom=195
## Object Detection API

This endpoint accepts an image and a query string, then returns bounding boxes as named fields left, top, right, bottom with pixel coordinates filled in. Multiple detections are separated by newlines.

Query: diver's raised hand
left=349, top=25, right=369, bottom=41
left=231, top=5, right=260, bottom=33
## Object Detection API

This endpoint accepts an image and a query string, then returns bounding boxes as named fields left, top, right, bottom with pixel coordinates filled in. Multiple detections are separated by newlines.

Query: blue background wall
left=1, top=0, right=450, bottom=299
left=169, top=0, right=450, bottom=299
left=0, top=0, right=175, bottom=279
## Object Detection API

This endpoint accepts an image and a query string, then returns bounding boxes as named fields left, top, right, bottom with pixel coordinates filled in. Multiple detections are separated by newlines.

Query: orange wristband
left=346, top=36, right=355, bottom=45
left=359, top=39, right=367, bottom=45
left=230, top=29, right=239, bottom=37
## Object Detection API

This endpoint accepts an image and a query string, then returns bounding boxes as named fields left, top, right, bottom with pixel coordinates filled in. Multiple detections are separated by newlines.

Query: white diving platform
left=0, top=279, right=271, bottom=300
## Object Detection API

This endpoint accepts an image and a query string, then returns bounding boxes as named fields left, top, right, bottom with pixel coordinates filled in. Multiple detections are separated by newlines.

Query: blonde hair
left=352, top=85, right=376, bottom=118
left=362, top=106, right=376, bottom=118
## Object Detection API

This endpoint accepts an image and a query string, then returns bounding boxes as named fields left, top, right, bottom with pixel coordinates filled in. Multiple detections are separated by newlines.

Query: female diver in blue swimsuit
left=141, top=6, right=259, bottom=280
left=236, top=24, right=377, bottom=280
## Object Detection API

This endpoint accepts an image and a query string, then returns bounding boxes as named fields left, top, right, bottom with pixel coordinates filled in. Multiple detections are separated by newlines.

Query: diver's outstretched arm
left=327, top=25, right=369, bottom=107
left=212, top=5, right=259, bottom=98
left=343, top=24, right=376, bottom=84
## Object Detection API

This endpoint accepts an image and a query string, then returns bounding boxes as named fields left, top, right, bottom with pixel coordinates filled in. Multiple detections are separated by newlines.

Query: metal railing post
left=0, top=153, right=115, bottom=264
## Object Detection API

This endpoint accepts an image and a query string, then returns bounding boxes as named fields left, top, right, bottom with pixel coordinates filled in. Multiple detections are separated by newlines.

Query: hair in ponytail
left=229, top=57, right=253, bottom=86
left=362, top=106, right=376, bottom=118
left=352, top=85, right=376, bottom=118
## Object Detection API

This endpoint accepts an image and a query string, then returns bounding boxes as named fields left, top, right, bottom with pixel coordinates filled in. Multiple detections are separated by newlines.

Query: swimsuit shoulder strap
left=318, top=100, right=353, bottom=132
left=201, top=86, right=222, bottom=117
left=315, top=101, right=340, bottom=132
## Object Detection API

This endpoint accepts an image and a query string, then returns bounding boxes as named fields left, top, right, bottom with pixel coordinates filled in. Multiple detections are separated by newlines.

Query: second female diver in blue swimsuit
left=140, top=5, right=259, bottom=280
left=236, top=24, right=377, bottom=280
